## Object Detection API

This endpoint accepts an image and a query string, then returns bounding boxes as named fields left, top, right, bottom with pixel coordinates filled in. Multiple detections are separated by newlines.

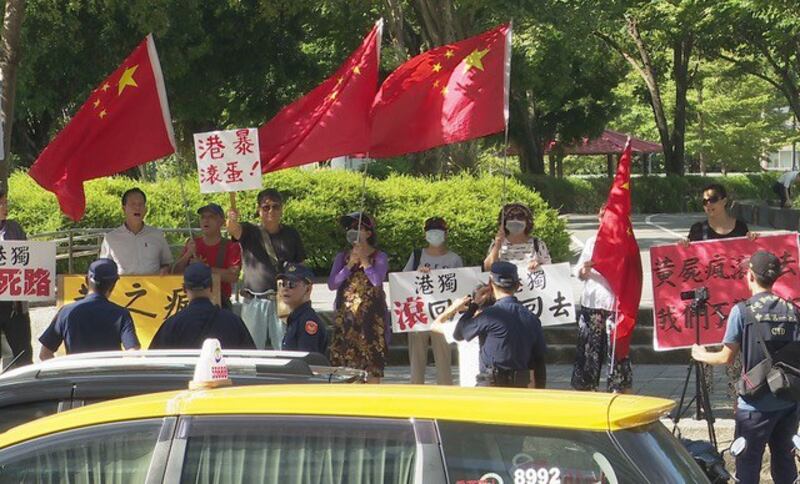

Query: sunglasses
left=260, top=203, right=282, bottom=212
left=277, top=280, right=301, bottom=289
left=702, top=195, right=722, bottom=206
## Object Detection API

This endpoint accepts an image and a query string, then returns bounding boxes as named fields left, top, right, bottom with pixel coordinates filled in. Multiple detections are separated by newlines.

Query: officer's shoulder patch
left=305, top=320, right=319, bottom=335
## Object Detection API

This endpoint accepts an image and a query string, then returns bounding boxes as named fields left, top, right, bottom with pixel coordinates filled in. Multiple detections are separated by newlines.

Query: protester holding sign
left=100, top=188, right=173, bottom=275
left=227, top=188, right=306, bottom=350
left=692, top=251, right=800, bottom=484
left=484, top=203, right=551, bottom=271
left=437, top=261, right=547, bottom=389
left=40, top=259, right=140, bottom=359
left=150, top=263, right=254, bottom=350
left=173, top=203, right=241, bottom=309
left=328, top=212, right=388, bottom=384
left=0, top=190, right=33, bottom=368
left=571, top=206, right=632, bottom=393
left=402, top=217, right=462, bottom=385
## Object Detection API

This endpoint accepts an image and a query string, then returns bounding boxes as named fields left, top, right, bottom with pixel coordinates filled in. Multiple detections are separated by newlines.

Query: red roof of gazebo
left=546, top=130, right=662, bottom=155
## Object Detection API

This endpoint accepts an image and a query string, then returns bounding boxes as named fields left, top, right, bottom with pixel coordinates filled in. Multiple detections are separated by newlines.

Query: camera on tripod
left=680, top=286, right=709, bottom=311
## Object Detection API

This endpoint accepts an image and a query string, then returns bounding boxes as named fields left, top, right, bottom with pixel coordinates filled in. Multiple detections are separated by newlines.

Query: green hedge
left=520, top=173, right=779, bottom=214
left=10, top=170, right=570, bottom=273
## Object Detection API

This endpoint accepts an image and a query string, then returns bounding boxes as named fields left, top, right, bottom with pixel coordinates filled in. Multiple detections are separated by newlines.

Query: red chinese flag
left=592, top=141, right=643, bottom=359
left=259, top=20, right=382, bottom=172
left=29, top=35, right=176, bottom=221
left=369, top=24, right=511, bottom=158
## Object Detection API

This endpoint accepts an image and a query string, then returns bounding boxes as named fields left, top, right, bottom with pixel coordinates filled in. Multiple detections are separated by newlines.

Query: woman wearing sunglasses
left=685, top=183, right=756, bottom=406
left=484, top=203, right=551, bottom=271
left=327, top=212, right=389, bottom=384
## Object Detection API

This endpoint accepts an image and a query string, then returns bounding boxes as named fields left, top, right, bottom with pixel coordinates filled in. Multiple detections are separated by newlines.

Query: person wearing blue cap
left=435, top=261, right=547, bottom=388
left=278, top=263, right=328, bottom=354
left=39, top=258, right=140, bottom=359
left=150, top=262, right=255, bottom=350
left=173, top=203, right=242, bottom=309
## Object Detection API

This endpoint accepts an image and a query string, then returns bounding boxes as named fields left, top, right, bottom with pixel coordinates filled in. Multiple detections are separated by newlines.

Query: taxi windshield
left=437, top=420, right=709, bottom=484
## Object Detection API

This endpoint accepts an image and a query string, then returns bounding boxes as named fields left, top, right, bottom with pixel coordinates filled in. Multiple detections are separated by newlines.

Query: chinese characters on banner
left=193, top=128, right=262, bottom=193
left=389, top=267, right=483, bottom=333
left=0, top=241, right=56, bottom=301
left=513, top=262, right=576, bottom=327
left=651, top=233, right=800, bottom=351
left=58, top=275, right=220, bottom=348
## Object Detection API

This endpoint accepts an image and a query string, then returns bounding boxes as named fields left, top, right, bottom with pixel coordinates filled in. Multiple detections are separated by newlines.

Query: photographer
left=434, top=261, right=547, bottom=388
left=692, top=251, right=800, bottom=484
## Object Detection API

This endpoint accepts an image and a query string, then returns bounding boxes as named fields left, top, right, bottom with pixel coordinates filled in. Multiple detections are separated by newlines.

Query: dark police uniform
left=282, top=301, right=328, bottom=353
left=725, top=290, right=800, bottom=483
left=454, top=295, right=547, bottom=388
left=39, top=293, right=139, bottom=354
left=150, top=297, right=255, bottom=350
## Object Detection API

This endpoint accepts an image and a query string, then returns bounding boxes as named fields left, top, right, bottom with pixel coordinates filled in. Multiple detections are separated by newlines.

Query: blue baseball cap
left=88, top=258, right=119, bottom=283
left=184, top=262, right=213, bottom=289
left=197, top=203, right=224, bottom=218
left=490, top=261, right=520, bottom=289
left=278, top=263, right=315, bottom=283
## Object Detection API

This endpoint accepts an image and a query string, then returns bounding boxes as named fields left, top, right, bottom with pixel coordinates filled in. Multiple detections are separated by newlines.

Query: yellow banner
left=58, top=275, right=220, bottom=348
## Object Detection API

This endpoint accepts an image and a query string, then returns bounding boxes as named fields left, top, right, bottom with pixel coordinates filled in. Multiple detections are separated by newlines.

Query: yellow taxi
left=0, top=342, right=709, bottom=483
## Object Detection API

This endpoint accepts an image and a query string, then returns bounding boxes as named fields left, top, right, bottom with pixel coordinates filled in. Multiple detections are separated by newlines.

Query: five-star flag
left=369, top=23, right=511, bottom=158
left=591, top=141, right=643, bottom=360
left=29, top=34, right=176, bottom=221
left=258, top=20, right=382, bottom=173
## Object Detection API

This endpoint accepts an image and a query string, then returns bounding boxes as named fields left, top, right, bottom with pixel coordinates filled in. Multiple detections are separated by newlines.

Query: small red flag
left=592, top=141, right=643, bottom=360
left=369, top=23, right=511, bottom=158
left=29, top=35, right=176, bottom=221
left=259, top=20, right=382, bottom=172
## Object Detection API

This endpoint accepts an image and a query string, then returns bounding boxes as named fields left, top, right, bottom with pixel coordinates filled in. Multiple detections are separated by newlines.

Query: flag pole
left=356, top=155, right=370, bottom=244
left=500, top=20, right=513, bottom=229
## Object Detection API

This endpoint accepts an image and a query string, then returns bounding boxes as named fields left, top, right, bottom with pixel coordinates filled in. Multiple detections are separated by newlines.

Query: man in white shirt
left=773, top=170, right=800, bottom=208
left=571, top=206, right=632, bottom=393
left=99, top=188, right=173, bottom=275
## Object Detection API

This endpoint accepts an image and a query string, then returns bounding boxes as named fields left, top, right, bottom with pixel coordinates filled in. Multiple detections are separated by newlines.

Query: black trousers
left=0, top=301, right=33, bottom=369
left=734, top=405, right=799, bottom=484
left=773, top=181, right=789, bottom=208
left=476, top=368, right=530, bottom=388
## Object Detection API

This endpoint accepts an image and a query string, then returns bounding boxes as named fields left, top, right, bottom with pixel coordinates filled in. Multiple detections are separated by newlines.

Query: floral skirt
left=571, top=307, right=633, bottom=393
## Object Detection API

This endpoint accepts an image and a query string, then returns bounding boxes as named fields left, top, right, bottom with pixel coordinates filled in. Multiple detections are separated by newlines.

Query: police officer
left=693, top=250, right=800, bottom=484
left=437, top=261, right=547, bottom=388
left=278, top=263, right=328, bottom=354
left=39, top=258, right=140, bottom=359
left=150, top=262, right=255, bottom=350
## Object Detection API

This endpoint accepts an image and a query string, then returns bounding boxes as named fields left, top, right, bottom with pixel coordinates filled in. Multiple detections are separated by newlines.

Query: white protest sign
left=0, top=241, right=56, bottom=301
left=389, top=267, right=484, bottom=333
left=193, top=128, right=262, bottom=193
left=513, top=262, right=575, bottom=326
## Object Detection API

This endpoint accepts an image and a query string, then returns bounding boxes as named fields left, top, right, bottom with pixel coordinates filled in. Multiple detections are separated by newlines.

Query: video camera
left=680, top=287, right=709, bottom=304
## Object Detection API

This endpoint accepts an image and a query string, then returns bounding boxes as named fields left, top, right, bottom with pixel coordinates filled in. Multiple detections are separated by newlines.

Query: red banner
left=651, top=233, right=800, bottom=350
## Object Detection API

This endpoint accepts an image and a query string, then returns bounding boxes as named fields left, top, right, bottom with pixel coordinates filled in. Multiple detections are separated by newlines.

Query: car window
left=179, top=416, right=416, bottom=484
left=0, top=419, right=163, bottom=483
left=437, top=421, right=645, bottom=484
left=0, top=400, right=60, bottom=433
left=612, top=422, right=710, bottom=484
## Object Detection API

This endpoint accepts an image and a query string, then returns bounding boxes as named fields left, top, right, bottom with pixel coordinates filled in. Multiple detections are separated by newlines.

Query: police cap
left=490, top=261, right=520, bottom=289
left=749, top=250, right=782, bottom=284
left=184, top=262, right=213, bottom=289
left=278, top=263, right=314, bottom=284
left=88, top=258, right=119, bottom=284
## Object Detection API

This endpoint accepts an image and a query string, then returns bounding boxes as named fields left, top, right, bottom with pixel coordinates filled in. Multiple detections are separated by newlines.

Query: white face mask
left=425, top=229, right=446, bottom=247
left=346, top=229, right=360, bottom=244
left=505, top=220, right=526, bottom=236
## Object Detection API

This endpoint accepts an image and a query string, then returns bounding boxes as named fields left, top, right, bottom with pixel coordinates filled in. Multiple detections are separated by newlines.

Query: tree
left=0, top=0, right=26, bottom=191
left=594, top=1, right=714, bottom=175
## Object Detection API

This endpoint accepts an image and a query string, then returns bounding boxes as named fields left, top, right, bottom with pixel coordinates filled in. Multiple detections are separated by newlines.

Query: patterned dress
left=329, top=266, right=387, bottom=377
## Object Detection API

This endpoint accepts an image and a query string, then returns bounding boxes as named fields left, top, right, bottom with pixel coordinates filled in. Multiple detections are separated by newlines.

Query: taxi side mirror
left=729, top=436, right=747, bottom=457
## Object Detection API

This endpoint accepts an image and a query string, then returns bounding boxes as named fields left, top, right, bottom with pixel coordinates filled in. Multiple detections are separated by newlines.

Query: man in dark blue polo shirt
left=150, top=262, right=255, bottom=350
left=438, top=261, right=547, bottom=388
left=278, top=263, right=328, bottom=354
left=39, top=258, right=140, bottom=359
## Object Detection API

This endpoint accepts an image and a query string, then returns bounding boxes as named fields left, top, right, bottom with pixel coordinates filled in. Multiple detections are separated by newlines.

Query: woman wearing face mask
left=328, top=212, right=389, bottom=384
left=402, top=217, right=463, bottom=385
left=483, top=203, right=551, bottom=271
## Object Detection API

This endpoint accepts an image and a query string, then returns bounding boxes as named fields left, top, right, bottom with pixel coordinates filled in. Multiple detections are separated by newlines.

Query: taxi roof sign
left=189, top=338, right=232, bottom=390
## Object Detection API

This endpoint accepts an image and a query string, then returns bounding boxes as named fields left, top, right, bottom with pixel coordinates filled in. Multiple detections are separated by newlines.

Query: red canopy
left=546, top=130, right=661, bottom=155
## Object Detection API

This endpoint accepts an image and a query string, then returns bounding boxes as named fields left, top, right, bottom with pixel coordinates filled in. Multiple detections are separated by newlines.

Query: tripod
left=672, top=297, right=718, bottom=450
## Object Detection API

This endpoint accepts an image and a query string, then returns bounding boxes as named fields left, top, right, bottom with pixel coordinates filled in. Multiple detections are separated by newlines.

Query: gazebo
left=546, top=130, right=662, bottom=177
